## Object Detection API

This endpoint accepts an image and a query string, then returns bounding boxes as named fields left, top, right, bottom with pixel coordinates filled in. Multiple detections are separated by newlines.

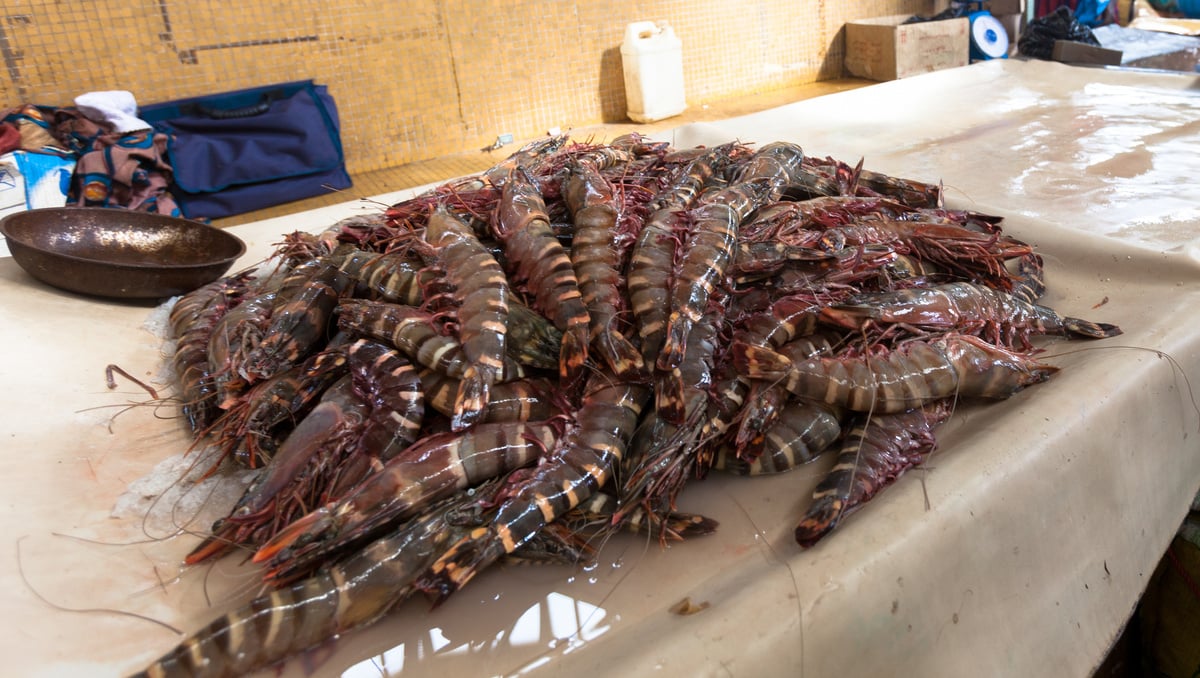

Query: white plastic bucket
left=620, top=21, right=686, bottom=123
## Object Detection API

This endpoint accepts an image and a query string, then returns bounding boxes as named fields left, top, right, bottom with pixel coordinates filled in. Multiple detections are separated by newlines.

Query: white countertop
left=3, top=58, right=1199, bottom=678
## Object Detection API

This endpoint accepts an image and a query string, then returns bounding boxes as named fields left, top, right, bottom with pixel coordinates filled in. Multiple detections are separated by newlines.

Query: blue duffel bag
left=139, top=80, right=352, bottom=220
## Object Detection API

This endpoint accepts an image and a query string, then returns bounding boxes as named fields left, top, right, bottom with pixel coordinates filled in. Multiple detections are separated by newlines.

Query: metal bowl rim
left=0, top=208, right=247, bottom=271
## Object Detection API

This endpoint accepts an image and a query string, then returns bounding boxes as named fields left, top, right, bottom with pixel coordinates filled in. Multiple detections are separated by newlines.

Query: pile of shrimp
left=137, top=134, right=1121, bottom=677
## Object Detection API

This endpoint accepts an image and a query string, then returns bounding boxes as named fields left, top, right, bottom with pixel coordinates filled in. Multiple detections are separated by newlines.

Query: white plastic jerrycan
left=621, top=21, right=687, bottom=123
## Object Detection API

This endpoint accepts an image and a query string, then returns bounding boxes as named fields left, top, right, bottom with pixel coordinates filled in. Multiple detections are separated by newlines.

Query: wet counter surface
left=2, top=58, right=1199, bottom=677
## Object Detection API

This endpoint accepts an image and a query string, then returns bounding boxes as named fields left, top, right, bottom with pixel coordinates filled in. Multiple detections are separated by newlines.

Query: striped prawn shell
left=207, top=287, right=278, bottom=409
left=822, top=281, right=1121, bottom=347
left=418, top=369, right=555, bottom=424
left=346, top=338, right=424, bottom=461
left=657, top=200, right=741, bottom=372
left=425, top=207, right=510, bottom=378
left=567, top=491, right=719, bottom=540
left=655, top=302, right=722, bottom=426
left=629, top=145, right=735, bottom=365
left=168, top=275, right=243, bottom=338
left=563, top=160, right=644, bottom=377
left=170, top=275, right=250, bottom=432
left=854, top=165, right=944, bottom=208
left=658, top=143, right=800, bottom=371
left=494, top=168, right=591, bottom=382
left=426, top=207, right=512, bottom=429
left=733, top=328, right=838, bottom=454
left=740, top=334, right=1059, bottom=414
left=498, top=379, right=651, bottom=544
left=135, top=497, right=474, bottom=678
left=732, top=141, right=806, bottom=194
left=626, top=208, right=680, bottom=366
left=418, top=377, right=651, bottom=600
left=216, top=346, right=350, bottom=468
left=570, top=144, right=636, bottom=171
left=183, top=374, right=369, bottom=565
left=715, top=400, right=843, bottom=476
left=246, top=260, right=353, bottom=381
left=335, top=247, right=424, bottom=306
left=335, top=299, right=526, bottom=382
left=482, top=133, right=568, bottom=188
left=255, top=421, right=558, bottom=577
left=795, top=400, right=953, bottom=547
left=343, top=422, right=557, bottom=526
left=504, top=300, right=562, bottom=371
left=628, top=311, right=733, bottom=507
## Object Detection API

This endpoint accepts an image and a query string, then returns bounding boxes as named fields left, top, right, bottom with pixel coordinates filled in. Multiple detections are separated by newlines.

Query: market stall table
left=2, top=58, right=1198, bottom=678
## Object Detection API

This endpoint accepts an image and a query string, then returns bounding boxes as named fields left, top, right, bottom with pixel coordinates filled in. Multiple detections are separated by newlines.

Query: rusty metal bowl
left=0, top=207, right=246, bottom=299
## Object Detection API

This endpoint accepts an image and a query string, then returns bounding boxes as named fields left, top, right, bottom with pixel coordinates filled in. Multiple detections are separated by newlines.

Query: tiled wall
left=0, top=1, right=930, bottom=173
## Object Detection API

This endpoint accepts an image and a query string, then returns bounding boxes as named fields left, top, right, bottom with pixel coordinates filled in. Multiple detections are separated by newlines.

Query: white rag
left=74, top=90, right=152, bottom=134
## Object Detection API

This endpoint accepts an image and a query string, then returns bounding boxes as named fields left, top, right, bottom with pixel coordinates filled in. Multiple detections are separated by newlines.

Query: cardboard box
left=982, top=0, right=1025, bottom=15
left=1094, top=24, right=1200, bottom=72
left=844, top=16, right=970, bottom=81
left=932, top=0, right=1025, bottom=15
left=1051, top=40, right=1124, bottom=65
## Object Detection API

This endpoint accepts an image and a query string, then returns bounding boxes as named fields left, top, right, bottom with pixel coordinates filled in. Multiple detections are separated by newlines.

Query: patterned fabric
left=51, top=108, right=180, bottom=215
left=1, top=103, right=180, bottom=216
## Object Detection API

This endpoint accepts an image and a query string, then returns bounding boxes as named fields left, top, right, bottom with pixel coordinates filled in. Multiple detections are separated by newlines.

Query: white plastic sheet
left=2, top=59, right=1198, bottom=677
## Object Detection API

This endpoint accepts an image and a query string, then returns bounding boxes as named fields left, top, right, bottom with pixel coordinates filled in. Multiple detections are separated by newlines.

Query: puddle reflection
left=341, top=590, right=611, bottom=677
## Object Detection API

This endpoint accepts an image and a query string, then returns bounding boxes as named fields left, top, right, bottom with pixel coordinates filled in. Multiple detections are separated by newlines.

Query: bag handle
left=181, top=89, right=285, bottom=119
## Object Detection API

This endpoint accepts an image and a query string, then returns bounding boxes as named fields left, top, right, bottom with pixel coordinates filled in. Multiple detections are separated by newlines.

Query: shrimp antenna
left=16, top=536, right=183, bottom=635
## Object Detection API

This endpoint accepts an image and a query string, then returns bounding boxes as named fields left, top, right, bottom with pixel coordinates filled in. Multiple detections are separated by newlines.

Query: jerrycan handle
left=624, top=21, right=661, bottom=44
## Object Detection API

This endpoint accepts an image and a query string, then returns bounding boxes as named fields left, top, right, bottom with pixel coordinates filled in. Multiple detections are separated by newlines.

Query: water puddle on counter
left=341, top=589, right=613, bottom=677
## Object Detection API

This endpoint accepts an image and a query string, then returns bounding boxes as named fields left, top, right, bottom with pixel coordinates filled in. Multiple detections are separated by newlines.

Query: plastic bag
left=1018, top=6, right=1102, bottom=59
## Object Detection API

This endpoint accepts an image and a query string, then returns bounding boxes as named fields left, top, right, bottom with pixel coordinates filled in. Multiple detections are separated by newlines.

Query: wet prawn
left=821, top=281, right=1122, bottom=349
left=492, top=167, right=591, bottom=386
left=417, top=375, right=651, bottom=601
left=255, top=421, right=559, bottom=583
left=735, top=333, right=1059, bottom=414
left=795, top=399, right=954, bottom=547
left=425, top=206, right=511, bottom=430
left=563, top=160, right=644, bottom=377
